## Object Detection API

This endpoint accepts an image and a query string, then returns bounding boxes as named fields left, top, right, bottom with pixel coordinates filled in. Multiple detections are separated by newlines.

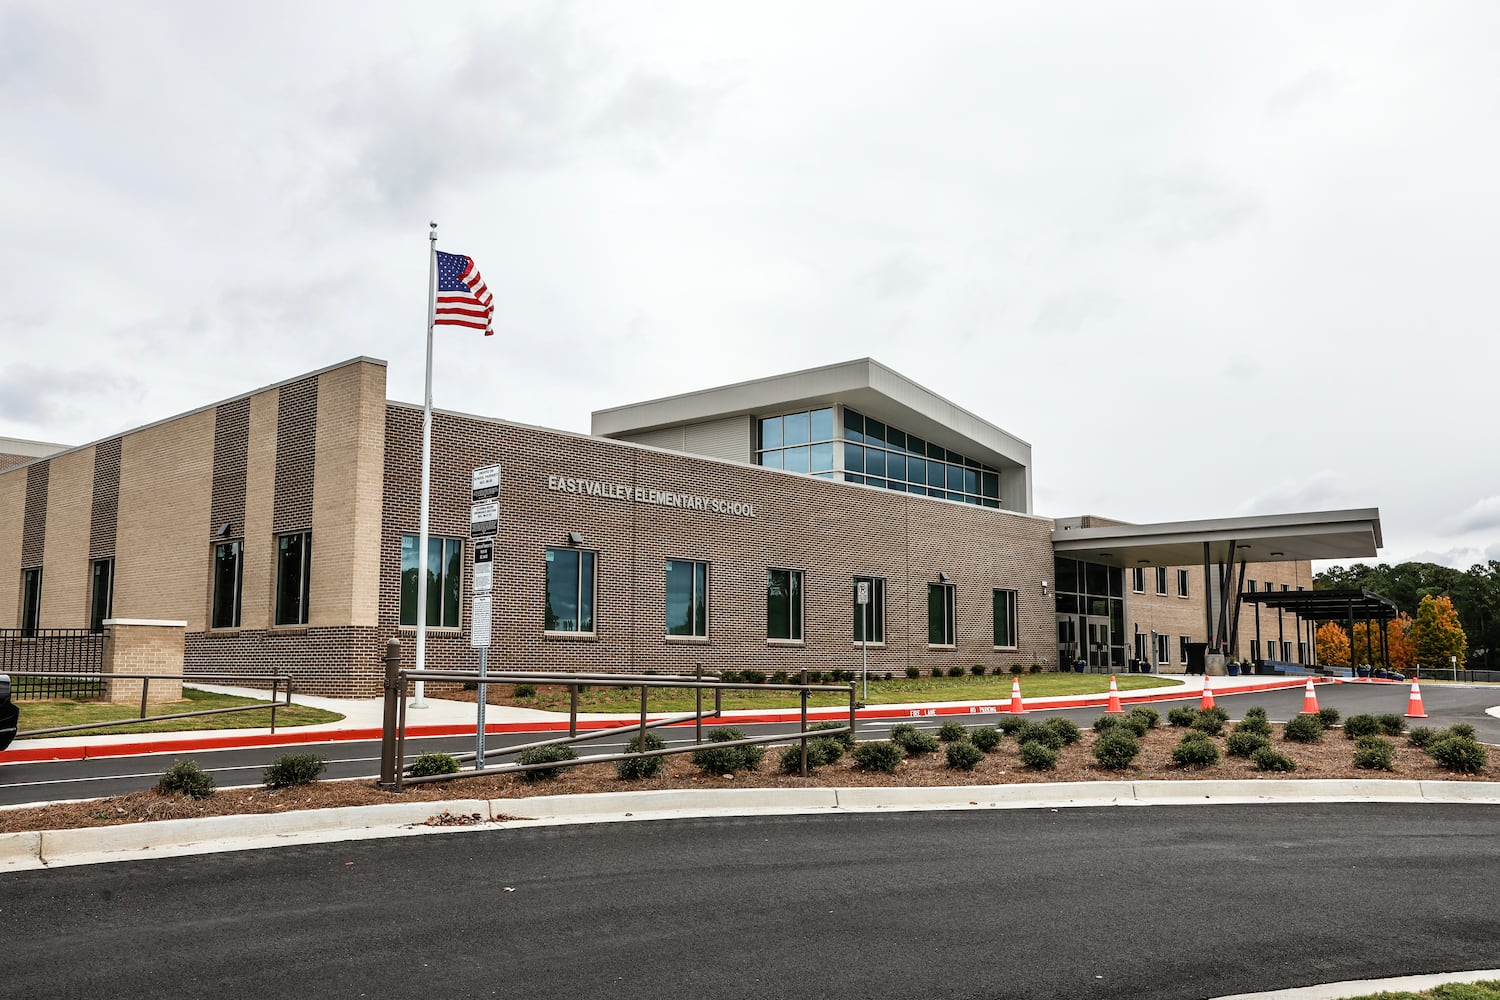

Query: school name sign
left=546, top=475, right=756, bottom=518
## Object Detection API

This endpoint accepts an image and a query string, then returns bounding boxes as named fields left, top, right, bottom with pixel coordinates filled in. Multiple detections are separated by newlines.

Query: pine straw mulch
left=2, top=724, right=1493, bottom=835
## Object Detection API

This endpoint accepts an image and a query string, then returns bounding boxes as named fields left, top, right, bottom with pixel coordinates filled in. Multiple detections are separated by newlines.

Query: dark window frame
left=211, top=541, right=243, bottom=630
left=20, top=567, right=42, bottom=637
left=927, top=582, right=955, bottom=647
left=853, top=576, right=885, bottom=644
left=766, top=568, right=803, bottom=641
left=544, top=547, right=596, bottom=635
left=399, top=534, right=463, bottom=629
left=90, top=558, right=115, bottom=633
left=274, top=531, right=312, bottom=627
left=665, top=559, right=709, bottom=638
left=992, top=588, right=1017, bottom=648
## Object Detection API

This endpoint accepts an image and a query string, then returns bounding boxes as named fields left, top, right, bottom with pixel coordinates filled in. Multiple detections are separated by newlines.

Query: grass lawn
left=18, top=687, right=344, bottom=738
left=502, top=672, right=1181, bottom=714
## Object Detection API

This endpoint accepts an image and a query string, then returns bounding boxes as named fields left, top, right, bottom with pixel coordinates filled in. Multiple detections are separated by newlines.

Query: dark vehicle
left=0, top=672, right=18, bottom=752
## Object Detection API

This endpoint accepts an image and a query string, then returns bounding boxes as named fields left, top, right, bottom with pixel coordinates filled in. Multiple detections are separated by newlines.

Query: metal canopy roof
left=1239, top=588, right=1400, bottom=621
left=1050, top=509, right=1383, bottom=567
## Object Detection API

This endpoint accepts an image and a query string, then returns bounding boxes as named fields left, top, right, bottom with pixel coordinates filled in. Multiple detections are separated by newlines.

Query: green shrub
left=1429, top=737, right=1488, bottom=774
left=718, top=670, right=742, bottom=684
left=1190, top=713, right=1225, bottom=737
left=409, top=752, right=461, bottom=777
left=890, top=724, right=940, bottom=755
left=691, top=727, right=766, bottom=775
left=1014, top=721, right=1064, bottom=751
left=989, top=664, right=1005, bottom=676
left=516, top=744, right=578, bottom=782
left=1314, top=706, right=1339, bottom=728
left=1353, top=736, right=1396, bottom=771
left=945, top=741, right=985, bottom=770
left=1118, top=715, right=1150, bottom=738
left=1028, top=663, right=1043, bottom=673
left=1408, top=726, right=1440, bottom=749
left=1244, top=706, right=1269, bottom=722
left=1283, top=714, right=1324, bottom=743
left=616, top=731, right=667, bottom=780
left=996, top=716, right=1027, bottom=735
left=1251, top=747, right=1297, bottom=772
left=1167, top=707, right=1198, bottom=728
left=1128, top=707, right=1160, bottom=730
left=1449, top=723, right=1476, bottom=739
left=1343, top=714, right=1380, bottom=740
left=742, top=669, right=767, bottom=685
left=157, top=759, right=215, bottom=799
left=852, top=741, right=905, bottom=772
left=1376, top=714, right=1406, bottom=737
left=970, top=726, right=1002, bottom=753
left=263, top=752, right=326, bottom=789
left=779, top=738, right=845, bottom=773
left=1234, top=716, right=1272, bottom=737
left=1172, top=735, right=1221, bottom=768
left=947, top=665, right=965, bottom=678
left=1019, top=740, right=1058, bottom=770
left=1092, top=730, right=1140, bottom=770
left=770, top=670, right=789, bottom=685
left=970, top=664, right=987, bottom=677
left=1200, top=705, right=1230, bottom=724
left=512, top=683, right=537, bottom=698
left=906, top=666, right=921, bottom=679
left=930, top=667, right=944, bottom=679
left=938, top=720, right=969, bottom=743
left=1011, top=664, right=1025, bottom=675
left=809, top=721, right=856, bottom=750
left=1044, top=716, right=1082, bottom=745
left=1226, top=731, right=1270, bottom=758
left=1093, top=714, right=1121, bottom=732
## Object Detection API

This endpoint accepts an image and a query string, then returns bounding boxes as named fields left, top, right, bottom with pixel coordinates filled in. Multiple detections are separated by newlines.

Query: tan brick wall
left=115, top=410, right=215, bottom=629
left=39, top=445, right=95, bottom=628
left=310, top=360, right=386, bottom=628
left=101, top=621, right=185, bottom=704
left=0, top=469, right=23, bottom=627
left=240, top=388, right=279, bottom=630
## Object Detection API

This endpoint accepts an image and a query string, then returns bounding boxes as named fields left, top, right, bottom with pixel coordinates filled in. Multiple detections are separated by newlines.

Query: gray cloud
left=1233, top=471, right=1350, bottom=517
left=0, top=2, right=98, bottom=102
left=1114, top=170, right=1260, bottom=251
left=1032, top=288, right=1120, bottom=335
left=1450, top=495, right=1500, bottom=534
left=861, top=254, right=935, bottom=301
left=0, top=366, right=142, bottom=427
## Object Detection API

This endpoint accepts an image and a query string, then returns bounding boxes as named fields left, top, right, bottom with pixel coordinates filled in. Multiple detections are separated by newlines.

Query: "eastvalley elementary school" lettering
left=546, top=475, right=756, bottom=518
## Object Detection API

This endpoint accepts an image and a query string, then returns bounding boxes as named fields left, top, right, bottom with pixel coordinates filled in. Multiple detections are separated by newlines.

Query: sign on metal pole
left=472, top=538, right=494, bottom=595
left=856, top=581, right=869, bottom=605
left=470, top=500, right=499, bottom=538
left=470, top=593, right=493, bottom=648
left=472, top=464, right=500, bottom=501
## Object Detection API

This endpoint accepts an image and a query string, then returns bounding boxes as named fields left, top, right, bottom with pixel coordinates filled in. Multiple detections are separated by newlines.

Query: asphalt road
left=2, top=683, right=1497, bottom=808
left=4, top=804, right=1499, bottom=999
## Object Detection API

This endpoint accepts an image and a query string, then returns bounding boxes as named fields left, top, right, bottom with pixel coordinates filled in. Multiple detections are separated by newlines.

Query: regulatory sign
left=470, top=500, right=499, bottom=538
left=856, top=581, right=870, bottom=605
left=472, top=464, right=500, bottom=501
left=470, top=594, right=492, bottom=648
left=472, top=539, right=494, bottom=593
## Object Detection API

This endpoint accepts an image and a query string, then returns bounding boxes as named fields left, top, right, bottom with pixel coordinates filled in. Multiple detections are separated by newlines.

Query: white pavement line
left=1212, top=967, right=1500, bottom=999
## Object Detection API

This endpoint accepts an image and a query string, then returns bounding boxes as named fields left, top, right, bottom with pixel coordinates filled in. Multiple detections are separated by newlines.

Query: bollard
left=378, top=637, right=401, bottom=788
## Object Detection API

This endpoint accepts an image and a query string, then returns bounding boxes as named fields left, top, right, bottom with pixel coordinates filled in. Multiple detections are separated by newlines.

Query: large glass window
left=400, top=535, right=462, bottom=628
left=90, top=558, right=114, bottom=633
left=767, top=568, right=802, bottom=641
left=853, top=576, right=885, bottom=643
left=1155, top=567, right=1168, bottom=595
left=545, top=548, right=595, bottom=634
left=666, top=559, right=708, bottom=637
left=1177, top=569, right=1189, bottom=598
left=211, top=543, right=242, bottom=630
left=1155, top=633, right=1170, bottom=663
left=993, top=589, right=1017, bottom=648
left=757, top=407, right=835, bottom=476
left=1180, top=636, right=1190, bottom=664
left=842, top=407, right=1001, bottom=507
left=20, top=567, right=42, bottom=637
left=928, top=583, right=955, bottom=646
left=1131, top=567, right=1144, bottom=593
left=275, top=532, right=312, bottom=627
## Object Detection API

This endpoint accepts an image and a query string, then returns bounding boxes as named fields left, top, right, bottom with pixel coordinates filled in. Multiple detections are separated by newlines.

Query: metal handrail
left=9, top=671, right=294, bottom=738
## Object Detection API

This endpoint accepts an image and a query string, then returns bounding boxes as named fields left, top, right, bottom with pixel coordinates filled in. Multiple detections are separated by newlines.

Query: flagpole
left=413, top=222, right=437, bottom=708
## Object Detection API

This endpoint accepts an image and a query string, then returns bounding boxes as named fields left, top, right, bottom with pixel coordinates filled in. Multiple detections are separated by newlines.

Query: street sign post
left=470, top=466, right=499, bottom=770
left=856, top=581, right=869, bottom=700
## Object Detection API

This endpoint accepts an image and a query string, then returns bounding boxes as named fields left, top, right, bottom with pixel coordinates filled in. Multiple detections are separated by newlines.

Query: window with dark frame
left=545, top=547, right=595, bottom=634
left=400, top=535, right=462, bottom=628
left=89, top=558, right=115, bottom=633
left=992, top=588, right=1017, bottom=648
left=1131, top=567, right=1144, bottom=593
left=1180, top=635, right=1190, bottom=663
left=927, top=583, right=955, bottom=646
left=1155, top=633, right=1170, bottom=663
left=1177, top=569, right=1189, bottom=598
left=274, top=531, right=312, bottom=627
left=20, top=567, right=42, bottom=637
left=211, top=542, right=242, bottom=630
left=666, top=559, right=709, bottom=637
left=853, top=576, right=885, bottom=643
left=1155, top=567, right=1167, bottom=595
left=767, top=568, right=803, bottom=641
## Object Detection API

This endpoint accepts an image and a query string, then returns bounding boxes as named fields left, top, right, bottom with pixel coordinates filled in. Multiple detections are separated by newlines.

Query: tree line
left=1314, top=560, right=1498, bottom=670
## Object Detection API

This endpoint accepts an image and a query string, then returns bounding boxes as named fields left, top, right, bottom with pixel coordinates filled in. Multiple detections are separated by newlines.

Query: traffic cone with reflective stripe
left=1301, top=679, right=1319, bottom=715
left=1200, top=674, right=1215, bottom=711
left=1405, top=678, right=1428, bottom=719
left=1107, top=675, right=1124, bottom=714
left=1010, top=676, right=1026, bottom=714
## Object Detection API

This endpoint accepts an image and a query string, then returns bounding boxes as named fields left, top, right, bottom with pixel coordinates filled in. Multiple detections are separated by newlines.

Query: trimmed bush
left=990, top=664, right=1007, bottom=676
left=1283, top=714, right=1324, bottom=743
left=263, top=752, right=326, bottom=789
left=1226, top=731, right=1270, bottom=758
left=1190, top=713, right=1225, bottom=737
left=1244, top=706, right=1269, bottom=722
left=691, top=727, right=765, bottom=775
left=1011, top=664, right=1025, bottom=675
left=1200, top=705, right=1230, bottom=724
left=1167, top=707, right=1198, bottom=728
left=1251, top=747, right=1297, bottom=772
left=1449, top=723, right=1477, bottom=740
left=512, top=684, right=537, bottom=698
left=718, top=670, right=742, bottom=684
left=1044, top=716, right=1082, bottom=745
left=1019, top=740, right=1058, bottom=770
left=1376, top=714, right=1406, bottom=737
left=1343, top=714, right=1380, bottom=740
left=906, top=667, right=921, bottom=679
left=970, top=664, right=988, bottom=677
left=1234, top=716, right=1272, bottom=737
left=1172, top=735, right=1221, bottom=768
left=930, top=667, right=944, bottom=679
left=770, top=670, right=789, bottom=685
left=1014, top=721, right=1064, bottom=751
left=810, top=720, right=856, bottom=750
left=1429, top=736, right=1488, bottom=774
left=1316, top=706, right=1341, bottom=729
left=937, top=720, right=969, bottom=743
left=1353, top=736, right=1396, bottom=772
left=1093, top=714, right=1121, bottom=732
left=1028, top=663, right=1043, bottom=674
left=409, top=752, right=461, bottom=778
left=1128, top=707, right=1160, bottom=730
left=779, top=738, right=845, bottom=773
left=1408, top=726, right=1439, bottom=749
left=617, top=731, right=667, bottom=780
left=890, top=724, right=940, bottom=755
left=947, top=665, right=965, bottom=678
left=516, top=744, right=578, bottom=782
left=1092, top=730, right=1140, bottom=770
left=852, top=740, right=905, bottom=772
left=157, top=759, right=215, bottom=799
left=996, top=716, right=1028, bottom=735
left=1118, top=715, right=1150, bottom=738
left=945, top=741, right=985, bottom=770
left=742, top=669, right=767, bottom=685
left=970, top=726, right=1002, bottom=753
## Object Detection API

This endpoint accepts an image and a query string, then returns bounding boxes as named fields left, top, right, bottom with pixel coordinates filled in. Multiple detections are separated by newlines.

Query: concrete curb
left=4, top=779, right=1497, bottom=873
left=1212, top=966, right=1500, bottom=999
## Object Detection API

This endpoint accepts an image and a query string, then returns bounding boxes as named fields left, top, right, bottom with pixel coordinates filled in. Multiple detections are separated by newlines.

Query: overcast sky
left=3, top=1, right=1497, bottom=569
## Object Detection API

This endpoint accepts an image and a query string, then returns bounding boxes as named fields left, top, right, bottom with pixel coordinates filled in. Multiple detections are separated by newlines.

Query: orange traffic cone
left=1200, top=674, right=1215, bottom=711
left=1405, top=678, right=1428, bottom=719
left=1301, top=679, right=1319, bottom=715
left=1106, top=675, right=1124, bottom=714
left=1009, top=676, right=1026, bottom=714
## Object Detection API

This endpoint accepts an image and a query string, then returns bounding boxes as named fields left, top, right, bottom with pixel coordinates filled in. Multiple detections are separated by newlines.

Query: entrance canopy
left=1051, top=509, right=1383, bottom=567
left=1239, top=587, right=1399, bottom=621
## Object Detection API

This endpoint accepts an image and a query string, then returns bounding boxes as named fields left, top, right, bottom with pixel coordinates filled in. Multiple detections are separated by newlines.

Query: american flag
left=434, top=251, right=494, bottom=335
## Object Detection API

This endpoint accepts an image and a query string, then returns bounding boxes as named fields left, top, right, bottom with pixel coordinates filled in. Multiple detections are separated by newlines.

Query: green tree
left=1411, top=594, right=1466, bottom=671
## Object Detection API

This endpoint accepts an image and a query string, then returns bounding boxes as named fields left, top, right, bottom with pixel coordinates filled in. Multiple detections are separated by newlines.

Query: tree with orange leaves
left=1316, top=621, right=1351, bottom=667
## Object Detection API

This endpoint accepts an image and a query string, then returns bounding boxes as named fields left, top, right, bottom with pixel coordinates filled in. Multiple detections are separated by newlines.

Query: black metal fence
left=0, top=629, right=103, bottom=700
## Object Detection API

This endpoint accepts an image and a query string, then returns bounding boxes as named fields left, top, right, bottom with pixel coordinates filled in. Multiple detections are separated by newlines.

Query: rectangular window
left=20, top=567, right=42, bottom=637
left=1131, top=567, right=1144, bottom=593
left=666, top=559, right=708, bottom=637
left=89, top=558, right=115, bottom=632
left=1177, top=569, right=1189, bottom=598
left=400, top=535, right=462, bottom=628
left=274, top=531, right=312, bottom=626
left=1155, top=567, right=1168, bottom=595
left=853, top=577, right=885, bottom=643
left=767, top=568, right=803, bottom=641
left=1250, top=639, right=1260, bottom=661
left=927, top=583, right=955, bottom=646
left=1298, top=641, right=1308, bottom=663
left=992, top=589, right=1017, bottom=648
left=211, top=542, right=242, bottom=629
left=1282, top=641, right=1293, bottom=661
left=1264, top=580, right=1273, bottom=592
left=1246, top=579, right=1256, bottom=593
left=1180, top=635, right=1190, bottom=663
left=545, top=548, right=595, bottom=634
left=1155, top=633, right=1170, bottom=663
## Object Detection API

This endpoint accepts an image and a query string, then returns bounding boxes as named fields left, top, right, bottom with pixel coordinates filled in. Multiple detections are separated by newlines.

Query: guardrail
left=9, top=672, right=294, bottom=738
left=376, top=639, right=858, bottom=789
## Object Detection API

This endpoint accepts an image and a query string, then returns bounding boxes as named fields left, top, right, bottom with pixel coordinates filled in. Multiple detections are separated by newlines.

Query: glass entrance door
left=1086, top=619, right=1111, bottom=670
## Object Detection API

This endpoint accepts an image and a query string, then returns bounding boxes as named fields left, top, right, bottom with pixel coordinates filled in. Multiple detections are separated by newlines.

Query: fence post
left=695, top=663, right=703, bottom=744
left=378, top=638, right=401, bottom=789
left=800, top=668, right=809, bottom=777
left=848, top=681, right=857, bottom=745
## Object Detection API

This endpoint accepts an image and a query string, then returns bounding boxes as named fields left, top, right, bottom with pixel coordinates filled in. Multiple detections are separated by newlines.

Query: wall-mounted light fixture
left=1137, top=558, right=1149, bottom=565
left=1270, top=551, right=1284, bottom=558
left=567, top=532, right=584, bottom=546
left=937, top=571, right=950, bottom=583
left=216, top=523, right=233, bottom=538
left=1041, top=580, right=1050, bottom=596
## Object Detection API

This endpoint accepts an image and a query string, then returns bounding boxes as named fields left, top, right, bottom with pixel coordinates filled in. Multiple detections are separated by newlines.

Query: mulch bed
left=1, top=723, right=1491, bottom=835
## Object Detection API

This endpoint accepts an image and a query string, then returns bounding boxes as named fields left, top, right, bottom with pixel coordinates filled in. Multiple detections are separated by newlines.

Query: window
left=1154, top=633, right=1170, bottom=664
left=1280, top=583, right=1289, bottom=592
left=767, top=568, right=803, bottom=641
left=1249, top=639, right=1260, bottom=661
left=666, top=559, right=708, bottom=637
left=927, top=583, right=955, bottom=646
left=545, top=548, right=595, bottom=634
left=842, top=407, right=1000, bottom=508
left=1246, top=579, right=1255, bottom=593
left=1264, top=580, right=1273, bottom=592
left=853, top=577, right=885, bottom=643
left=757, top=408, right=835, bottom=476
left=211, top=542, right=242, bottom=629
left=1179, top=635, right=1190, bottom=663
left=1177, top=569, right=1189, bottom=598
left=1134, top=632, right=1148, bottom=662
left=992, top=589, right=1017, bottom=648
left=20, top=567, right=42, bottom=637
left=274, top=531, right=312, bottom=626
left=400, top=535, right=462, bottom=628
left=89, top=558, right=114, bottom=632
left=1282, top=641, right=1293, bottom=661
left=1298, top=641, right=1308, bottom=663
left=1131, top=567, right=1144, bottom=593
left=1155, top=567, right=1167, bottom=595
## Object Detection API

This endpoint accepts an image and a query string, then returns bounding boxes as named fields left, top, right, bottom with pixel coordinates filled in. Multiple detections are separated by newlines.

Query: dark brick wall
left=89, top=438, right=121, bottom=560
left=273, top=376, right=318, bottom=533
left=185, top=625, right=381, bottom=696
left=210, top=397, right=250, bottom=540
left=22, top=461, right=49, bottom=567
